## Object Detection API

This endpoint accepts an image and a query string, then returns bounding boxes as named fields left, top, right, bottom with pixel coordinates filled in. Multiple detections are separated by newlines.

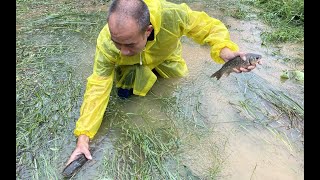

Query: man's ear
left=145, top=25, right=153, bottom=37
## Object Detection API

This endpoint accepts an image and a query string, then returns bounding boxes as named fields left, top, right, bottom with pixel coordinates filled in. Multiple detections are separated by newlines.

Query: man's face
left=108, top=14, right=152, bottom=56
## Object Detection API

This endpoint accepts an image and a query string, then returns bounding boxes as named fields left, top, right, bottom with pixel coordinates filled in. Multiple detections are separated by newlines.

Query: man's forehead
left=109, top=13, right=138, bottom=28
left=109, top=27, right=142, bottom=45
left=109, top=15, right=140, bottom=34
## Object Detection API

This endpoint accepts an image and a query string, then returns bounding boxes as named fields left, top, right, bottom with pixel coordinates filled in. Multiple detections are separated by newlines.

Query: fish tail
left=210, top=70, right=222, bottom=80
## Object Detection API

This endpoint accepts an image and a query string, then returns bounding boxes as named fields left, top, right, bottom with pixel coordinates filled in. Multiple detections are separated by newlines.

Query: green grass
left=244, top=0, right=304, bottom=43
left=261, top=25, right=303, bottom=44
left=16, top=35, right=84, bottom=178
left=229, top=77, right=304, bottom=151
left=169, top=0, right=304, bottom=43
left=239, top=80, right=303, bottom=130
left=93, top=90, right=213, bottom=179
left=16, top=0, right=106, bottom=178
left=99, top=124, right=180, bottom=179
left=228, top=0, right=304, bottom=43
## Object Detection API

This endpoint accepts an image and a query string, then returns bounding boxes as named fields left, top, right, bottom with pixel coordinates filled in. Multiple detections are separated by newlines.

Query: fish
left=62, top=154, right=88, bottom=178
left=210, top=53, right=262, bottom=80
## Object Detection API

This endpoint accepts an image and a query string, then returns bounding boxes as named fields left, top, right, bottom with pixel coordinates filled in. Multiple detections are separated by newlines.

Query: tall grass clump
left=250, top=0, right=304, bottom=43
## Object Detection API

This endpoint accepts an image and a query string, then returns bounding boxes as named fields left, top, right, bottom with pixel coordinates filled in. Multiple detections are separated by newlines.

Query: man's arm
left=73, top=70, right=114, bottom=139
left=66, top=26, right=117, bottom=163
left=67, top=67, right=114, bottom=165
left=178, top=4, right=238, bottom=63
left=177, top=3, right=261, bottom=71
left=65, top=48, right=115, bottom=165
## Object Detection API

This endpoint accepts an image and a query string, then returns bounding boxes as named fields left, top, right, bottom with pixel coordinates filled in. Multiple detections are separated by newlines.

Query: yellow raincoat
left=74, top=0, right=239, bottom=139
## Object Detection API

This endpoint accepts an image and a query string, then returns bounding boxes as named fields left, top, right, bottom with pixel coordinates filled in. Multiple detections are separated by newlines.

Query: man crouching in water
left=66, top=0, right=261, bottom=167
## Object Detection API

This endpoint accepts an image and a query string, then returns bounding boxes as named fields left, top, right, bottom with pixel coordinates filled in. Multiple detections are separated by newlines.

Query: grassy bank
left=171, top=0, right=304, bottom=43
left=244, top=0, right=304, bottom=43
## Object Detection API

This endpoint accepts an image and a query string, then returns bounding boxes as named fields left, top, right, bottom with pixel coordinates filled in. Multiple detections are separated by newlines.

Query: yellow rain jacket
left=74, top=0, right=239, bottom=139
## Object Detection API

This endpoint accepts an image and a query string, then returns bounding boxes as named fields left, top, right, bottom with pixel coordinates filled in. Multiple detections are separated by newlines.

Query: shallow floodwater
left=58, top=2, right=303, bottom=180
left=172, top=41, right=303, bottom=179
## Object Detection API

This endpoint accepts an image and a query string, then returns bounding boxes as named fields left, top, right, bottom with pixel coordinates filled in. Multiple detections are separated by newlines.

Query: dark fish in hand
left=210, top=53, right=262, bottom=80
left=62, top=154, right=88, bottom=178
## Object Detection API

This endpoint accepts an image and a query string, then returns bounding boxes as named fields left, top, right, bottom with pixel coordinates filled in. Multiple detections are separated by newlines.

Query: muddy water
left=61, top=2, right=303, bottom=180
left=174, top=11, right=303, bottom=179
left=171, top=41, right=303, bottom=179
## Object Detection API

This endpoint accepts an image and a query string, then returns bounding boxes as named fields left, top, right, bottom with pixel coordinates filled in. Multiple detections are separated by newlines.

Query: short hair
left=107, top=0, right=150, bottom=32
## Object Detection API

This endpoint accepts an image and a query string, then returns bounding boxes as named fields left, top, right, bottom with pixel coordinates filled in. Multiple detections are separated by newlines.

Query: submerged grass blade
left=98, top=121, right=180, bottom=179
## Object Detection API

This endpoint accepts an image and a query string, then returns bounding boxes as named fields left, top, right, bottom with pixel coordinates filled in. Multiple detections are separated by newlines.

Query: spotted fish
left=210, top=53, right=262, bottom=80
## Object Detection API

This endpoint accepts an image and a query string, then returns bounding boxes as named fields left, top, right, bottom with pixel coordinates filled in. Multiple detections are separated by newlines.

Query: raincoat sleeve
left=73, top=39, right=116, bottom=139
left=180, top=3, right=239, bottom=64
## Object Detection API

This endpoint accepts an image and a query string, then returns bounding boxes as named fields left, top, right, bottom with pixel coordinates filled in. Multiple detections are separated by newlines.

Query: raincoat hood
left=145, top=0, right=161, bottom=39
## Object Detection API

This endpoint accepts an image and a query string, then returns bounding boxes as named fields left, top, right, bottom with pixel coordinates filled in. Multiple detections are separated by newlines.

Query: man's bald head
left=107, top=0, right=150, bottom=33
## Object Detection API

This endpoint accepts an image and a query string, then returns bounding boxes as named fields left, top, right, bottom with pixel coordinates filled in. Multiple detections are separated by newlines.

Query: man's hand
left=66, top=134, right=92, bottom=166
left=220, top=47, right=262, bottom=73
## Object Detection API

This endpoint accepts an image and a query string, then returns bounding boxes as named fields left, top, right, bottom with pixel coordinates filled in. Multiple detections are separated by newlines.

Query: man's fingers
left=239, top=67, right=250, bottom=72
left=246, top=65, right=256, bottom=70
left=232, top=55, right=262, bottom=73
left=66, top=151, right=92, bottom=167
left=66, top=153, right=78, bottom=166
left=84, top=151, right=93, bottom=160
left=233, top=68, right=241, bottom=73
left=239, top=53, right=246, bottom=61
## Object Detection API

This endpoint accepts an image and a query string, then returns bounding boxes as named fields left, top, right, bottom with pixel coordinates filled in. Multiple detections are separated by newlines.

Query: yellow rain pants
left=74, top=0, right=239, bottom=139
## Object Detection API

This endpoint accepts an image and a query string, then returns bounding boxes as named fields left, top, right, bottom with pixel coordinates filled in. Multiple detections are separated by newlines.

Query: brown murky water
left=59, top=2, right=304, bottom=180
left=174, top=11, right=304, bottom=179
left=172, top=41, right=303, bottom=179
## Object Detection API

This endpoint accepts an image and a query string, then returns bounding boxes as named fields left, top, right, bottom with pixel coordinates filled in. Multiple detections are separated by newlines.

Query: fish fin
left=210, top=70, right=222, bottom=80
